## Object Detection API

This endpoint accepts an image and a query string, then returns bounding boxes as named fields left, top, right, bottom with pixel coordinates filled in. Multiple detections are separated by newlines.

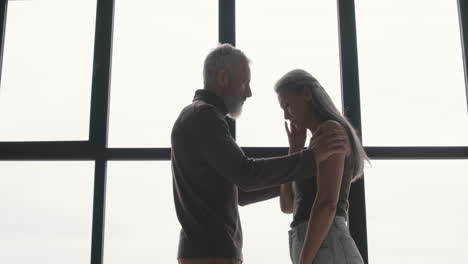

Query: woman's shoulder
left=318, top=120, right=351, bottom=157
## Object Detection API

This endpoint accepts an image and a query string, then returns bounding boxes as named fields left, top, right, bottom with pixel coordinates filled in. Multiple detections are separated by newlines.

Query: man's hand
left=285, top=121, right=307, bottom=153
left=309, top=121, right=350, bottom=163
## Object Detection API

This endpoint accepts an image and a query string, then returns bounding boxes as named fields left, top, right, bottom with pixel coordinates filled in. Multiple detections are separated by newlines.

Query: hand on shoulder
left=309, top=120, right=351, bottom=162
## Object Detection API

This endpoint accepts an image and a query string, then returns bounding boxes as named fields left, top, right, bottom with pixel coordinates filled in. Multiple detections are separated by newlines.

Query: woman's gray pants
left=288, top=216, right=364, bottom=264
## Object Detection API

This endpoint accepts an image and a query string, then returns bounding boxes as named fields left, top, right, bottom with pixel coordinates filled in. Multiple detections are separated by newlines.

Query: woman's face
left=277, top=90, right=311, bottom=129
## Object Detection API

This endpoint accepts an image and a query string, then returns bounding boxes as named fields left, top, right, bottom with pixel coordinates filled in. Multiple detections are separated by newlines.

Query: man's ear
left=216, top=69, right=229, bottom=87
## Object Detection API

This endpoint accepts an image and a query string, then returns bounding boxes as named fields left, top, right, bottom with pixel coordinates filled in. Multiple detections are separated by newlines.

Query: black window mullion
left=219, top=0, right=236, bottom=138
left=337, top=0, right=369, bottom=262
left=88, top=0, right=114, bottom=263
left=365, top=146, right=468, bottom=160
left=90, top=159, right=108, bottom=264
left=241, top=146, right=468, bottom=160
left=105, top=148, right=171, bottom=160
left=218, top=0, right=235, bottom=46
left=0, top=141, right=93, bottom=160
left=89, top=0, right=114, bottom=148
left=1, top=145, right=466, bottom=161
left=458, top=0, right=468, bottom=111
left=0, top=0, right=7, bottom=88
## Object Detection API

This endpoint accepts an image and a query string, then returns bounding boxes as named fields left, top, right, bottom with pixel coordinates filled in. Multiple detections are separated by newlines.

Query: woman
left=275, top=69, right=368, bottom=264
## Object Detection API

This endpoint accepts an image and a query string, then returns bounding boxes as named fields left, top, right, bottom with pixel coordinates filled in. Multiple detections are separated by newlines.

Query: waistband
left=289, top=216, right=349, bottom=237
left=294, top=215, right=347, bottom=227
left=178, top=258, right=241, bottom=264
left=288, top=216, right=349, bottom=248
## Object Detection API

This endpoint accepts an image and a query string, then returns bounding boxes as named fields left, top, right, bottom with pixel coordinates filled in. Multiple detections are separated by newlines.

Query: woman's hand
left=285, top=121, right=307, bottom=153
left=280, top=183, right=294, bottom=214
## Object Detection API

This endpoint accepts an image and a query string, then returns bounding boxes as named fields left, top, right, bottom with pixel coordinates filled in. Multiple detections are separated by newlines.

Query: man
left=171, top=44, right=348, bottom=264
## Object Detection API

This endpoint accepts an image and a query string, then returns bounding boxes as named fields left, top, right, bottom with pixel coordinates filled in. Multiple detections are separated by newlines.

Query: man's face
left=223, top=62, right=252, bottom=119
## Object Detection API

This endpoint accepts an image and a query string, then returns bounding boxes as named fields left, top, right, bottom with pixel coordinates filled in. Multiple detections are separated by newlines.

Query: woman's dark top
left=290, top=154, right=355, bottom=228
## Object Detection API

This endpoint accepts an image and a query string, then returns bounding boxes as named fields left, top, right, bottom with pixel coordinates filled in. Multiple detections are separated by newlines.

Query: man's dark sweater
left=171, top=89, right=317, bottom=261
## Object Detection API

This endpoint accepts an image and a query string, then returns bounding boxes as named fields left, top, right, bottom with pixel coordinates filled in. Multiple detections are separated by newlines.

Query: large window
left=0, top=0, right=96, bottom=141
left=356, top=0, right=468, bottom=146
left=240, top=196, right=292, bottom=263
left=108, top=0, right=217, bottom=148
left=103, top=161, right=178, bottom=263
left=0, top=1, right=467, bottom=264
left=365, top=160, right=468, bottom=263
left=0, top=161, right=94, bottom=264
left=236, top=0, right=342, bottom=147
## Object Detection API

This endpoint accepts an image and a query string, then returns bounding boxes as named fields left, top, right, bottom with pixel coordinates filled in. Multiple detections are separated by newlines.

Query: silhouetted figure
left=171, top=44, right=349, bottom=264
left=276, top=69, right=368, bottom=264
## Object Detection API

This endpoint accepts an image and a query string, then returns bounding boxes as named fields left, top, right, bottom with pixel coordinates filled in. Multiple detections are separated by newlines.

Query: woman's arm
left=280, top=183, right=294, bottom=214
left=280, top=121, right=306, bottom=214
left=299, top=134, right=346, bottom=263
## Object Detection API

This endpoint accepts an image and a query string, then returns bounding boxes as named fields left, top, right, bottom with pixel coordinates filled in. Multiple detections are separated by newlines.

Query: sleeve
left=237, top=186, right=280, bottom=206
left=192, top=106, right=318, bottom=191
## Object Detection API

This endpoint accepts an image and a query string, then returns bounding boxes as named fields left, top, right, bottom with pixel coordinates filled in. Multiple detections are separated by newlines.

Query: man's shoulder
left=175, top=101, right=224, bottom=128
left=182, top=101, right=223, bottom=120
left=191, top=100, right=218, bottom=113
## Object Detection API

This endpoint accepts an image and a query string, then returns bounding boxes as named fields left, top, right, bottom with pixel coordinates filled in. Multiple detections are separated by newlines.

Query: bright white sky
left=0, top=0, right=467, bottom=264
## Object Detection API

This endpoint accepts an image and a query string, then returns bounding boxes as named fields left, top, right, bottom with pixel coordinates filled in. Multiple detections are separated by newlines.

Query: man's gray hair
left=203, top=43, right=249, bottom=85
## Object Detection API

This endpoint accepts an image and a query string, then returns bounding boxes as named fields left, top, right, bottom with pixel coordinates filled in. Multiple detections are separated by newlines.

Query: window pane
left=108, top=1, right=217, bottom=147
left=240, top=198, right=291, bottom=263
left=0, top=1, right=96, bottom=141
left=104, top=161, right=178, bottom=263
left=105, top=161, right=298, bottom=263
left=365, top=160, right=468, bottom=263
left=0, top=161, right=94, bottom=264
left=236, top=0, right=341, bottom=147
left=356, top=0, right=468, bottom=146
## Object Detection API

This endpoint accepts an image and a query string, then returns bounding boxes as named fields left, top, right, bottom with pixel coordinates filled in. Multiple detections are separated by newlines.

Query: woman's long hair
left=275, top=69, right=369, bottom=181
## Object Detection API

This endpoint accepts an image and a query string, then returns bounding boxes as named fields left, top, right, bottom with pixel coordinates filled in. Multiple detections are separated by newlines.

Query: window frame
left=0, top=0, right=467, bottom=263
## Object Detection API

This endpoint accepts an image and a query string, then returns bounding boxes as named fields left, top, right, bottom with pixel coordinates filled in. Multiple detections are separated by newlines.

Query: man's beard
left=224, top=96, right=245, bottom=119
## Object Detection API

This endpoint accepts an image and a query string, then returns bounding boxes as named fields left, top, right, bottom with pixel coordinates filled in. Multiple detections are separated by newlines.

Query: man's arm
left=238, top=186, right=280, bottom=206
left=193, top=106, right=349, bottom=192
left=193, top=106, right=318, bottom=191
